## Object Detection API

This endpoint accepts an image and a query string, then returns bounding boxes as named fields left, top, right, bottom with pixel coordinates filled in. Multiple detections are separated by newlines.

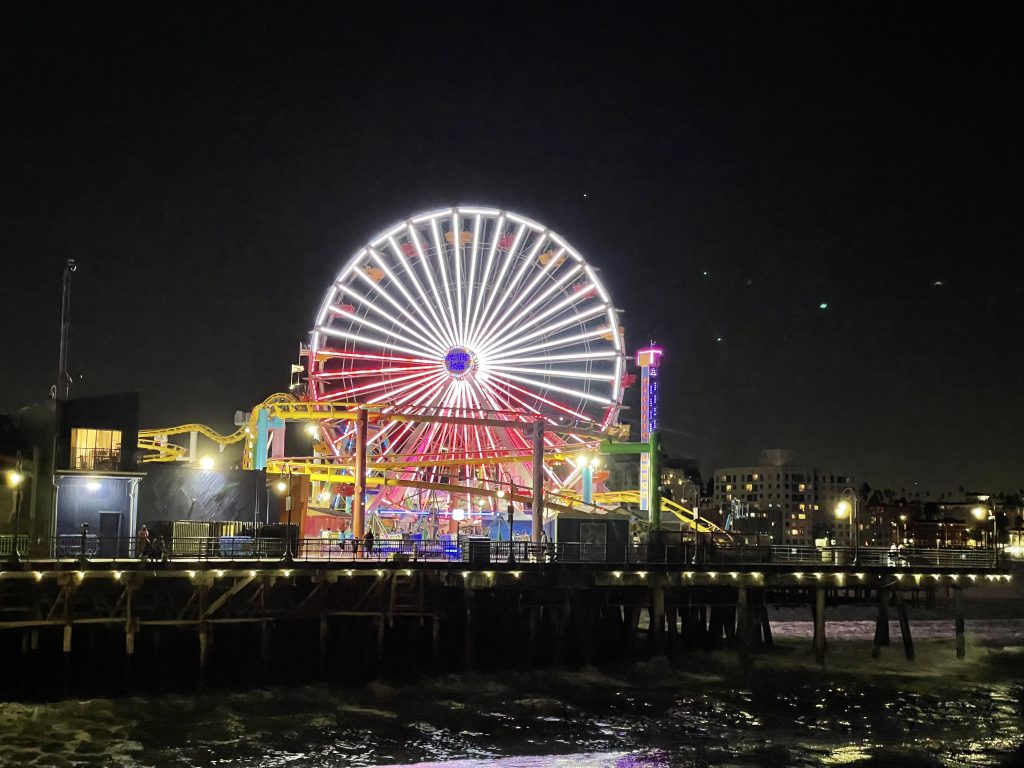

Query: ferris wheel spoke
left=409, top=224, right=461, bottom=345
left=485, top=325, right=610, bottom=363
left=486, top=369, right=610, bottom=406
left=477, top=375, right=589, bottom=424
left=476, top=262, right=584, bottom=351
left=316, top=325, right=441, bottom=360
left=451, top=212, right=466, bottom=340
left=355, top=252, right=448, bottom=354
left=465, top=214, right=504, bottom=345
left=367, top=246, right=448, bottom=346
left=428, top=217, right=459, bottom=336
left=311, top=363, right=437, bottom=381
left=473, top=247, right=566, bottom=350
left=321, top=368, right=441, bottom=401
left=325, top=300, right=440, bottom=360
left=470, top=234, right=548, bottom=350
left=492, top=350, right=619, bottom=365
left=483, top=285, right=601, bottom=352
left=386, top=236, right=458, bottom=349
left=476, top=292, right=602, bottom=359
left=468, top=222, right=526, bottom=345
left=464, top=213, right=482, bottom=340
left=490, top=365, right=616, bottom=383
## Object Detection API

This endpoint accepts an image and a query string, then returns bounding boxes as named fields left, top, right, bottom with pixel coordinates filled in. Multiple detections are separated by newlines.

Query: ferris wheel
left=307, top=206, right=626, bottom=494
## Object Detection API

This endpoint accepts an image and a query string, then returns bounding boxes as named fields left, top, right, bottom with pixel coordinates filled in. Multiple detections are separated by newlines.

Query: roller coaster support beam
left=599, top=431, right=662, bottom=530
left=253, top=409, right=286, bottom=471
left=532, top=419, right=545, bottom=545
left=352, top=408, right=368, bottom=542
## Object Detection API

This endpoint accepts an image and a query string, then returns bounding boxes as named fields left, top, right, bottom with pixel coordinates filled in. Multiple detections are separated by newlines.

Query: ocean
left=1, top=617, right=1022, bottom=767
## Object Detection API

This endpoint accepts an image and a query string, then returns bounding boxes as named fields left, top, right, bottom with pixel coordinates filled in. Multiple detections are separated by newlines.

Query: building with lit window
left=712, top=449, right=856, bottom=546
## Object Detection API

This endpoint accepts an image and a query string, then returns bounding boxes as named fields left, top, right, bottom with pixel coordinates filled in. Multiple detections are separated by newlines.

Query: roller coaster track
left=592, top=491, right=726, bottom=535
left=138, top=393, right=298, bottom=463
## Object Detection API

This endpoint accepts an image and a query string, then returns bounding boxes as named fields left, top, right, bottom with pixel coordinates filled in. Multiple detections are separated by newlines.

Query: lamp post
left=276, top=476, right=294, bottom=562
left=834, top=487, right=859, bottom=565
left=972, top=504, right=997, bottom=566
left=7, top=466, right=24, bottom=563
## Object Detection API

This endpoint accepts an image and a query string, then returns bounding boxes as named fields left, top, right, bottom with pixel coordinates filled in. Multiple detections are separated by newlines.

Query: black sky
left=2, top=1, right=1022, bottom=493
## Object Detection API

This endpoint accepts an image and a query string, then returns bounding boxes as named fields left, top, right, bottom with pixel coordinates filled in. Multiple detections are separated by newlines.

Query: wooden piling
left=814, top=587, right=826, bottom=665
left=872, top=587, right=890, bottom=659
left=737, top=586, right=750, bottom=666
left=650, top=588, right=665, bottom=654
left=954, top=587, right=965, bottom=659
left=759, top=603, right=774, bottom=649
left=895, top=590, right=915, bottom=661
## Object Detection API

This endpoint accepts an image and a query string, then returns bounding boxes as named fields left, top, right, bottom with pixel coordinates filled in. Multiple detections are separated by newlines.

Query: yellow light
left=835, top=500, right=851, bottom=519
left=612, top=571, right=622, bottom=578
left=6, top=470, right=24, bottom=488
left=216, top=570, right=225, bottom=578
left=188, top=570, right=197, bottom=579
left=306, top=424, right=319, bottom=437
left=462, top=571, right=470, bottom=578
left=346, top=569, right=354, bottom=577
left=199, top=456, right=215, bottom=470
left=250, top=570, right=258, bottom=578
left=375, top=569, right=383, bottom=577
left=855, top=573, right=865, bottom=580
left=275, top=480, right=288, bottom=493
left=405, top=569, right=412, bottom=576
left=793, top=572, right=804, bottom=579
left=496, top=490, right=506, bottom=499
left=113, top=571, right=122, bottom=580
left=708, top=571, right=717, bottom=579
left=33, top=571, right=42, bottom=581
left=636, top=571, right=647, bottom=579
left=972, top=506, right=987, bottom=520
left=683, top=571, right=693, bottom=579
left=729, top=571, right=738, bottom=579
left=814, top=572, right=823, bottom=580
left=282, top=569, right=291, bottom=577
left=511, top=571, right=521, bottom=578
left=75, top=571, right=85, bottom=581
left=751, top=572, right=762, bottom=580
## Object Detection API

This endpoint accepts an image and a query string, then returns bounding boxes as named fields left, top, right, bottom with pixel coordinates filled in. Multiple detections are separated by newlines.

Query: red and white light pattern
left=308, top=206, right=625, bottom=492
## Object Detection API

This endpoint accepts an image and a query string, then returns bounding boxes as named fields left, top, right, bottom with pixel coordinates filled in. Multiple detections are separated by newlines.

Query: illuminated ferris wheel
left=307, top=206, right=626, bottom=492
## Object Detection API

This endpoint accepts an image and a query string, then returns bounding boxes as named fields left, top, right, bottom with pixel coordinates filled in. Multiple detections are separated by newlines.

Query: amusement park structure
left=137, top=207, right=722, bottom=543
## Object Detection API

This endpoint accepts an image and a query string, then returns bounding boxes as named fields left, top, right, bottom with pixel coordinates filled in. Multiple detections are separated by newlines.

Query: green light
left=819, top=302, right=828, bottom=310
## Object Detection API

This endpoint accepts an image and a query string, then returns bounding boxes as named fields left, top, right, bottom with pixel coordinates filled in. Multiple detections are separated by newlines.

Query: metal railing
left=9, top=536, right=999, bottom=570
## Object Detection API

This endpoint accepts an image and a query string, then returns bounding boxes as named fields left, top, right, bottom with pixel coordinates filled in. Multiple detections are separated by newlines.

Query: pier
left=0, top=538, right=1007, bottom=697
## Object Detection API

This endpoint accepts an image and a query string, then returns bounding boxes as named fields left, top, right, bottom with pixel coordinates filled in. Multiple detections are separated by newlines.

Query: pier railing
left=15, top=536, right=999, bottom=570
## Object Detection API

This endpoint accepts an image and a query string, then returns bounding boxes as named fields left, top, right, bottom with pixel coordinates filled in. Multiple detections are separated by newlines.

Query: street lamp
left=834, top=487, right=859, bottom=564
left=7, top=466, right=25, bottom=563
left=972, top=505, right=997, bottom=563
left=276, top=476, right=294, bottom=562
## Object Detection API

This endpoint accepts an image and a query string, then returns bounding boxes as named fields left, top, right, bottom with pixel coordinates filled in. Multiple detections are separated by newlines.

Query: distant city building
left=712, top=449, right=856, bottom=546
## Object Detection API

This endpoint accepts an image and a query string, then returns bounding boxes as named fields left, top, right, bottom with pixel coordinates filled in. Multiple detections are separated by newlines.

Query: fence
left=8, top=536, right=999, bottom=570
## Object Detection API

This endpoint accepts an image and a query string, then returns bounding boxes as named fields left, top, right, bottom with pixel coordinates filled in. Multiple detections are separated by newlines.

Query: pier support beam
left=895, top=590, right=915, bottom=661
left=737, top=586, right=750, bottom=666
left=759, top=602, right=774, bottom=649
left=872, top=588, right=891, bottom=659
left=650, top=588, right=665, bottom=655
left=813, top=587, right=826, bottom=665
left=953, top=587, right=965, bottom=659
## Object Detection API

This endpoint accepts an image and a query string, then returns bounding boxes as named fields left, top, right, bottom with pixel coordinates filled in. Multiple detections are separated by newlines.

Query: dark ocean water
left=1, top=620, right=1022, bottom=768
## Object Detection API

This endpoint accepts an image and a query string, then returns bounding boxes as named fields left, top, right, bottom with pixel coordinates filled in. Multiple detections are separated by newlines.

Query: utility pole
left=56, top=259, right=76, bottom=402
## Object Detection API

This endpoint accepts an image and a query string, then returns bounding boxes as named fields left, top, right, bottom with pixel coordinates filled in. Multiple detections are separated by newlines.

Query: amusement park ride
left=137, top=207, right=723, bottom=544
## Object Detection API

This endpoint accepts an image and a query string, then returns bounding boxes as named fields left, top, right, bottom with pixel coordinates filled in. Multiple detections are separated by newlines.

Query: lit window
left=798, top=483, right=806, bottom=492
left=70, top=428, right=122, bottom=471
left=752, top=473, right=759, bottom=480
left=799, top=503, right=806, bottom=511
left=798, top=513, right=806, bottom=520
left=745, top=483, right=753, bottom=492
left=725, top=484, right=732, bottom=492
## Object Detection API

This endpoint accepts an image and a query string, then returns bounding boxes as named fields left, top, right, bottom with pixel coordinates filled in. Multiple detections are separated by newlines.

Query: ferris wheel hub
left=443, top=346, right=477, bottom=380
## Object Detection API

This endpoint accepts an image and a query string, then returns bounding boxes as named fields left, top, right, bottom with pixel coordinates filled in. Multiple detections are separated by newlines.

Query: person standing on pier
left=364, top=529, right=375, bottom=558
left=137, top=525, right=150, bottom=561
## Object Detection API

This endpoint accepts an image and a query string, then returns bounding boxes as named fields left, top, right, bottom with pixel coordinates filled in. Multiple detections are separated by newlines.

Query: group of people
left=336, top=529, right=375, bottom=555
left=136, top=525, right=168, bottom=563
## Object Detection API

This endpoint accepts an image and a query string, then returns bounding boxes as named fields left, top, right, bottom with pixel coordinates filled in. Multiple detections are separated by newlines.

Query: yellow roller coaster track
left=591, top=491, right=726, bottom=535
left=138, top=393, right=298, bottom=463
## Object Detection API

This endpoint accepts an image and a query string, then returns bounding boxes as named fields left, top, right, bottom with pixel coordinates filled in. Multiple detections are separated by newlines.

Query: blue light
left=444, top=347, right=475, bottom=377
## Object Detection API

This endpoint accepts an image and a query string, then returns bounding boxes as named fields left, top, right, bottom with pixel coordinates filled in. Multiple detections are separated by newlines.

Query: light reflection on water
left=0, top=627, right=1022, bottom=767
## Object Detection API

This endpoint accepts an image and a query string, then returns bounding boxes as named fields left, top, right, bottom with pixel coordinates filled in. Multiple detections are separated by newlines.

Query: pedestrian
left=151, top=535, right=167, bottom=562
left=364, top=529, right=375, bottom=557
left=137, top=525, right=150, bottom=561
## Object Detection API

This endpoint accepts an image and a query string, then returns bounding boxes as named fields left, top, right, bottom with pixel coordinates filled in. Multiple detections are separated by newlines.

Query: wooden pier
left=0, top=554, right=1010, bottom=697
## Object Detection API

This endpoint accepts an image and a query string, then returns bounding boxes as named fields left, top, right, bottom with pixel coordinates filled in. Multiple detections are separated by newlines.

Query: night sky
left=2, top=2, right=1021, bottom=493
